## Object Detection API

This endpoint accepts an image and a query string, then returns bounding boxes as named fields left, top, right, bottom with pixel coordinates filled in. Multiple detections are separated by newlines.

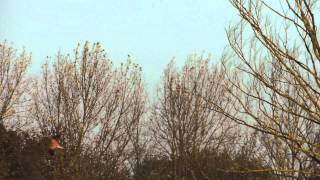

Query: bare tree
left=30, top=42, right=146, bottom=179
left=216, top=0, right=320, bottom=178
left=150, top=56, right=238, bottom=180
left=0, top=42, right=31, bottom=129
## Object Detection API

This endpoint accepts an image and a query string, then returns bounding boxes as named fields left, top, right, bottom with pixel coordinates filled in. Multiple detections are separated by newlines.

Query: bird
left=48, top=134, right=63, bottom=156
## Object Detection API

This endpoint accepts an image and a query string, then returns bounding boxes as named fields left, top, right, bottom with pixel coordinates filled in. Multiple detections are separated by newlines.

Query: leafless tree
left=150, top=55, right=239, bottom=180
left=30, top=42, right=147, bottom=179
left=216, top=0, right=320, bottom=178
left=0, top=42, right=31, bottom=129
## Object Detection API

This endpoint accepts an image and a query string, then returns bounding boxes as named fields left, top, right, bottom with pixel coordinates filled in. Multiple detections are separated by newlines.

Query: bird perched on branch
left=48, top=134, right=63, bottom=156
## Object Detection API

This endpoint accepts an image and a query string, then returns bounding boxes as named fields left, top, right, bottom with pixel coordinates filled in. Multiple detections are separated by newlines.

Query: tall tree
left=217, top=0, right=320, bottom=178
left=0, top=42, right=31, bottom=128
left=30, top=42, right=146, bottom=179
left=150, top=56, right=239, bottom=180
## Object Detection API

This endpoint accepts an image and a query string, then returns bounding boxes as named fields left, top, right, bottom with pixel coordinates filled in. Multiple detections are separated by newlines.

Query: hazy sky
left=0, top=0, right=238, bottom=91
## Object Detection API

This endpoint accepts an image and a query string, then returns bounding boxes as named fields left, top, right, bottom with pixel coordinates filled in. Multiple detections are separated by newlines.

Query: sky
left=0, top=0, right=238, bottom=92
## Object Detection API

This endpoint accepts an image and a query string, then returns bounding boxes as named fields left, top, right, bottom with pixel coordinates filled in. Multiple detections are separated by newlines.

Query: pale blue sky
left=0, top=0, right=238, bottom=91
